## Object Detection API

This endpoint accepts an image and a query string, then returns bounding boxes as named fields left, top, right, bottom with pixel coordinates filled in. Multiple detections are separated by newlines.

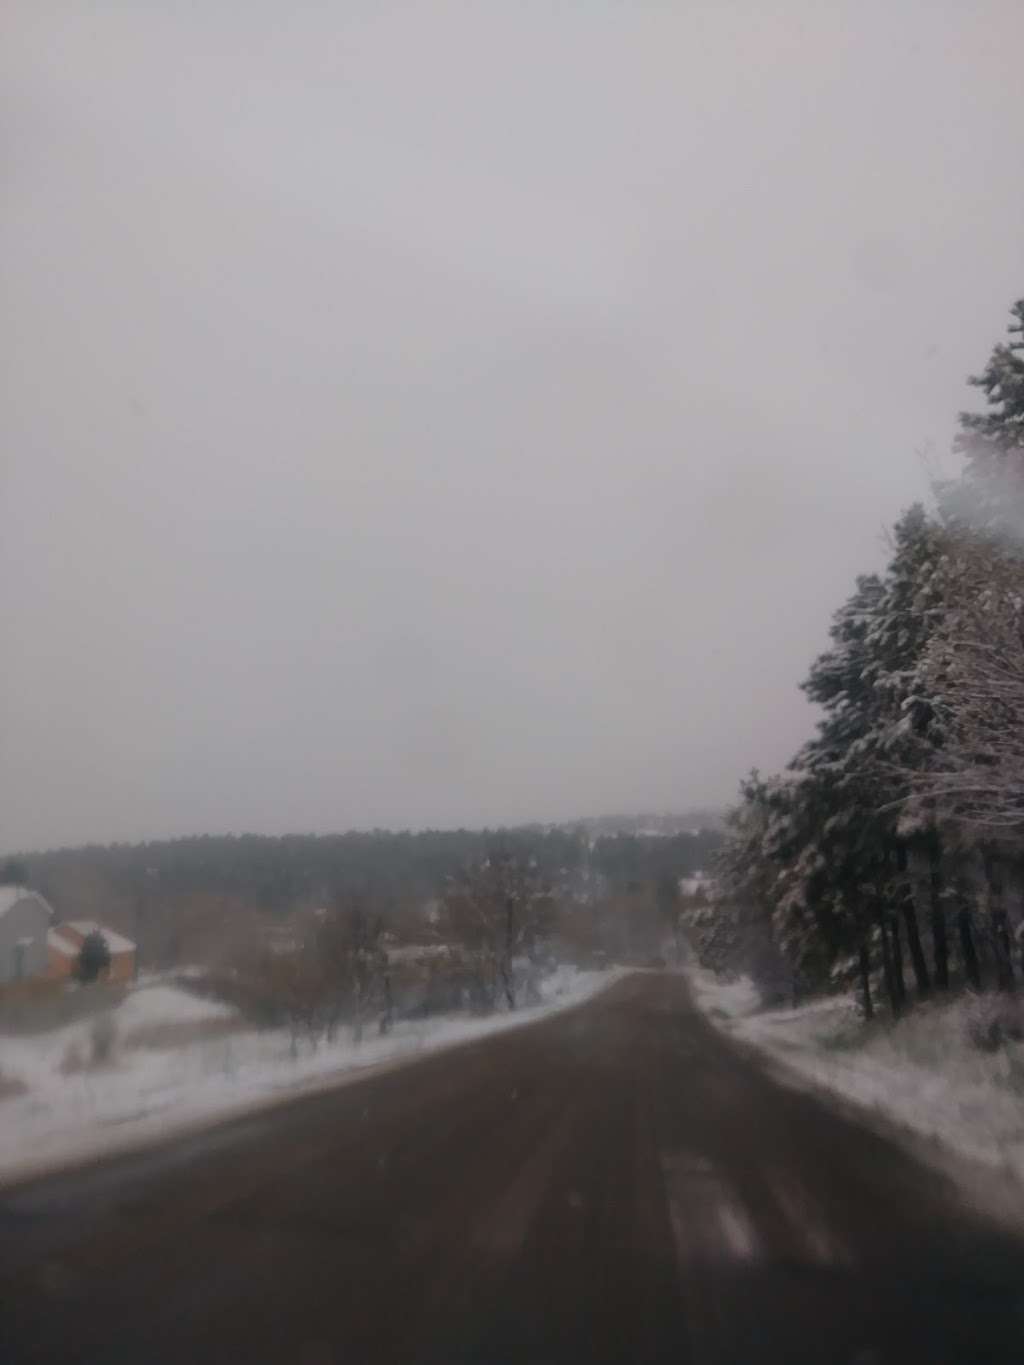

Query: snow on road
left=0, top=967, right=623, bottom=1184
left=689, top=965, right=1024, bottom=1186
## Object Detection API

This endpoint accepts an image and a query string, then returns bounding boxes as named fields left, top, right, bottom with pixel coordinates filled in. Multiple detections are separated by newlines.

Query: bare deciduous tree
left=316, top=896, right=389, bottom=1043
left=235, top=894, right=392, bottom=1050
left=443, top=848, right=554, bottom=1011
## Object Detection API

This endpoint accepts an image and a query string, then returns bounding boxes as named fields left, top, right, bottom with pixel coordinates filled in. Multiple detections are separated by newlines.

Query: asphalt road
left=2, top=972, right=1023, bottom=1365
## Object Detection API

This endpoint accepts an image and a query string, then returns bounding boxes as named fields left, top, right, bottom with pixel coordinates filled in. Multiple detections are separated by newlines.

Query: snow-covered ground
left=0, top=966, right=623, bottom=1184
left=689, top=965, right=1024, bottom=1185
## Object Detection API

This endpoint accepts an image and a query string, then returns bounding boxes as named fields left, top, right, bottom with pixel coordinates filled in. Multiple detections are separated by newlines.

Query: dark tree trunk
left=926, top=835, right=949, bottom=990
left=957, top=900, right=982, bottom=991
left=895, top=847, right=930, bottom=999
left=501, top=961, right=515, bottom=1011
left=133, top=895, right=145, bottom=981
left=1015, top=862, right=1024, bottom=979
left=858, top=940, right=873, bottom=1021
left=503, top=897, right=517, bottom=1010
left=878, top=912, right=900, bottom=1017
left=901, top=897, right=930, bottom=999
left=983, top=853, right=1015, bottom=993
left=992, top=912, right=1015, bottom=993
left=889, top=911, right=907, bottom=1011
left=378, top=966, right=393, bottom=1035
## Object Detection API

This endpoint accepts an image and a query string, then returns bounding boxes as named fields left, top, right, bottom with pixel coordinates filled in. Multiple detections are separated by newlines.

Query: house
left=47, top=921, right=137, bottom=983
left=0, top=885, right=55, bottom=983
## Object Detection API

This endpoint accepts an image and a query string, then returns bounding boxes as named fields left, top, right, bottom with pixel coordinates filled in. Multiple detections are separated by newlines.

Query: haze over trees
left=5, top=823, right=721, bottom=978
left=209, top=830, right=706, bottom=1048
left=715, top=298, right=1024, bottom=1019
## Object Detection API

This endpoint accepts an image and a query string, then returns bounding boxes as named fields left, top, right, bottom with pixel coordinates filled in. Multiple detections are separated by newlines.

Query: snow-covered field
left=0, top=966, right=623, bottom=1184
left=689, top=966, right=1024, bottom=1185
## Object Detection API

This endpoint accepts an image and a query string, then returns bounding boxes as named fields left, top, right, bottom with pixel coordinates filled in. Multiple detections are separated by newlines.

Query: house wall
left=0, top=898, right=51, bottom=983
left=107, top=951, right=135, bottom=984
left=48, top=946, right=75, bottom=980
left=48, top=942, right=136, bottom=984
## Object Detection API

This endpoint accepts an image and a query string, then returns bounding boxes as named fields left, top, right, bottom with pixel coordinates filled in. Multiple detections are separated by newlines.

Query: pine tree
left=957, top=298, right=1024, bottom=475
left=715, top=297, right=1024, bottom=1010
left=713, top=772, right=799, bottom=997
left=76, top=930, right=112, bottom=984
left=864, top=506, right=962, bottom=994
left=0, top=858, right=28, bottom=886
left=950, top=299, right=1024, bottom=538
left=797, top=572, right=914, bottom=1011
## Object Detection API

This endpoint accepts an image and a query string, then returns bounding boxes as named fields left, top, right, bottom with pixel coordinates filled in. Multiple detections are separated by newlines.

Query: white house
left=0, top=886, right=56, bottom=983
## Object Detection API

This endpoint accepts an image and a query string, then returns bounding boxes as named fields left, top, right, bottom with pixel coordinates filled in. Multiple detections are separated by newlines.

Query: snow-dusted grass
left=115, top=984, right=236, bottom=1031
left=0, top=966, right=623, bottom=1184
left=689, top=965, right=1024, bottom=1184
left=688, top=970, right=761, bottom=1023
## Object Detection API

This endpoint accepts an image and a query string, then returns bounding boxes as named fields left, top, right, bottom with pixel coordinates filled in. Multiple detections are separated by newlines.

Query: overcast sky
left=2, top=2, right=1022, bottom=851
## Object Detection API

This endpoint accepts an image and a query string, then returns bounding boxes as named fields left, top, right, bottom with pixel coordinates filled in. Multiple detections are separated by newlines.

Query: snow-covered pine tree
left=716, top=298, right=1024, bottom=1009
left=767, top=765, right=878, bottom=1013
left=795, top=572, right=916, bottom=1012
left=711, top=771, right=803, bottom=1000
left=894, top=298, right=1024, bottom=989
left=957, top=298, right=1024, bottom=476
left=949, top=298, right=1024, bottom=540
left=897, top=527, right=1024, bottom=990
left=862, top=505, right=959, bottom=993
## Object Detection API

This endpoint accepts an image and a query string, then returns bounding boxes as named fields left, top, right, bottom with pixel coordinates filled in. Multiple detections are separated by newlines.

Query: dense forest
left=11, top=823, right=722, bottom=971
left=714, top=298, right=1024, bottom=1019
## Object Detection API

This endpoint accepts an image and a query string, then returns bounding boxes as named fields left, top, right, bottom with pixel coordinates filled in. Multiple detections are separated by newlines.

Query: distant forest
left=13, top=823, right=723, bottom=969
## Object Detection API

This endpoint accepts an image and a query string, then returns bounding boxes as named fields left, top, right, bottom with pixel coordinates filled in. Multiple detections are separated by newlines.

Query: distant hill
left=565, top=810, right=727, bottom=838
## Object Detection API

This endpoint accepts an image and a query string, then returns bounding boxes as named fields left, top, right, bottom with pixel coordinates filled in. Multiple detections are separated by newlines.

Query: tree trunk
left=984, top=853, right=1016, bottom=993
left=858, top=940, right=873, bottom=1021
left=503, top=897, right=517, bottom=1010
left=900, top=896, right=930, bottom=1000
left=901, top=846, right=933, bottom=999
left=927, top=835, right=949, bottom=990
left=133, top=895, right=146, bottom=979
left=889, top=911, right=907, bottom=1012
left=378, top=967, right=393, bottom=1035
left=878, top=912, right=900, bottom=1017
left=1015, top=862, right=1024, bottom=980
left=500, top=957, right=515, bottom=1011
left=957, top=900, right=982, bottom=991
left=992, top=911, right=1015, bottom=993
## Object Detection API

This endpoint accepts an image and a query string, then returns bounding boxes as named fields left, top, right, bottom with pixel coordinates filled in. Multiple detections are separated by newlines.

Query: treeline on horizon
left=716, top=297, right=1024, bottom=1020
left=12, top=823, right=723, bottom=930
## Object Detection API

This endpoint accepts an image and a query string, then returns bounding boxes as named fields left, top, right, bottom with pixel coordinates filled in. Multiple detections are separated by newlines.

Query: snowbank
left=115, top=984, right=235, bottom=1030
left=0, top=966, right=623, bottom=1184
left=689, top=966, right=1024, bottom=1186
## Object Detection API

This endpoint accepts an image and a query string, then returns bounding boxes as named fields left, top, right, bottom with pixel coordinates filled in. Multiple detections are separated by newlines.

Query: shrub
left=89, top=1013, right=118, bottom=1066
left=964, top=993, right=1024, bottom=1053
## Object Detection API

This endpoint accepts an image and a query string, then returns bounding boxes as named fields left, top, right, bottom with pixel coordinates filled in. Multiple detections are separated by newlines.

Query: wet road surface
left=2, top=972, right=1023, bottom=1363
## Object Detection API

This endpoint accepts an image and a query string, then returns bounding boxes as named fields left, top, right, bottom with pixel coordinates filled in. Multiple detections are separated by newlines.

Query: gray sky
left=2, top=2, right=1022, bottom=850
